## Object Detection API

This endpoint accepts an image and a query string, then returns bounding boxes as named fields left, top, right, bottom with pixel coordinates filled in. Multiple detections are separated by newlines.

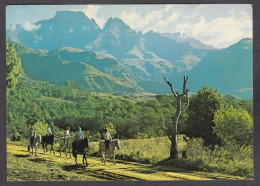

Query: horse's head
left=82, top=138, right=89, bottom=149
left=115, top=139, right=120, bottom=150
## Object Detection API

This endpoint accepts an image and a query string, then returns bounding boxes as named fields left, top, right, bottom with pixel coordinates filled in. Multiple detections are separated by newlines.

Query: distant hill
left=185, top=38, right=253, bottom=99
left=14, top=42, right=170, bottom=94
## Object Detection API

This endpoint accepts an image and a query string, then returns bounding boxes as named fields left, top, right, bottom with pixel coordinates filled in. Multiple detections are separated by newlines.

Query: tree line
left=7, top=79, right=253, bottom=147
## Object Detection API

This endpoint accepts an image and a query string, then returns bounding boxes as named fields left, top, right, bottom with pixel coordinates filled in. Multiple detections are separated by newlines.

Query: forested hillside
left=7, top=78, right=253, bottom=142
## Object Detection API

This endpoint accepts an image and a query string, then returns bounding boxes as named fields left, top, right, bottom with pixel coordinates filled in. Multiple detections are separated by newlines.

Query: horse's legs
left=102, top=152, right=106, bottom=164
left=100, top=151, right=103, bottom=163
left=51, top=144, right=55, bottom=155
left=69, top=148, right=72, bottom=158
left=83, top=153, right=88, bottom=166
left=59, top=146, right=62, bottom=157
left=65, top=147, right=67, bottom=157
left=35, top=146, right=37, bottom=157
left=110, top=153, right=113, bottom=162
left=75, top=154, right=78, bottom=164
left=113, top=152, right=116, bottom=165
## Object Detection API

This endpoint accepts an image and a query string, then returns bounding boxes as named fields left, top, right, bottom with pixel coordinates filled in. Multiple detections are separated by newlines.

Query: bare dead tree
left=164, top=76, right=189, bottom=159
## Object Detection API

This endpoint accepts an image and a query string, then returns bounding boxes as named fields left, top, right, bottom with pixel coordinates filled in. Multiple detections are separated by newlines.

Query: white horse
left=59, top=136, right=76, bottom=158
left=28, top=134, right=42, bottom=157
left=99, top=139, right=120, bottom=164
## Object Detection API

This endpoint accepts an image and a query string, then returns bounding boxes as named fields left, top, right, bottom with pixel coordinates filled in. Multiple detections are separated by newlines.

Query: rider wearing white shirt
left=103, top=128, right=112, bottom=150
left=46, top=125, right=52, bottom=136
left=64, top=126, right=70, bottom=147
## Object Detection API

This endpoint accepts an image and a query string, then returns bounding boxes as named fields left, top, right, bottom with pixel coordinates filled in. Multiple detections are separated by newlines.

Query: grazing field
left=7, top=141, right=248, bottom=181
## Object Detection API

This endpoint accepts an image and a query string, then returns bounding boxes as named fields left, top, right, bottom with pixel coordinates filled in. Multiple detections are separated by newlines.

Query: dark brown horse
left=42, top=134, right=55, bottom=155
left=72, top=138, right=89, bottom=166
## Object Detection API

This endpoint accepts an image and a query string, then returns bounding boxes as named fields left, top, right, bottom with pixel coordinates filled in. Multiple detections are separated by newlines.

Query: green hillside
left=14, top=43, right=169, bottom=95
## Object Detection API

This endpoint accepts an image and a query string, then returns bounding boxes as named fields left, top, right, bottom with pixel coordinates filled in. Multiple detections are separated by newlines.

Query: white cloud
left=120, top=10, right=143, bottom=30
left=164, top=4, right=174, bottom=12
left=174, top=14, right=252, bottom=48
left=119, top=9, right=164, bottom=31
left=158, top=11, right=180, bottom=27
left=71, top=5, right=106, bottom=28
left=22, top=21, right=41, bottom=31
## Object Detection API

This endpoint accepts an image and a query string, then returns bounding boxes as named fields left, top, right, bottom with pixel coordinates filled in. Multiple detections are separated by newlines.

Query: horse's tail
left=42, top=137, right=45, bottom=148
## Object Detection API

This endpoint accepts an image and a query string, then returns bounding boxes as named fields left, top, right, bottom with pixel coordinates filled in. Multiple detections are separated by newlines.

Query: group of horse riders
left=29, top=125, right=113, bottom=151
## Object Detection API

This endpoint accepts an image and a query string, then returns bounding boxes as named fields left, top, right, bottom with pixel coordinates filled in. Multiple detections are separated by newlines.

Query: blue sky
left=6, top=4, right=252, bottom=48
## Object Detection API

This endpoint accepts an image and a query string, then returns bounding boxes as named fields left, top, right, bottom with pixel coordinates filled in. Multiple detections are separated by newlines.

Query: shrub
left=213, top=105, right=253, bottom=147
left=133, top=133, right=148, bottom=139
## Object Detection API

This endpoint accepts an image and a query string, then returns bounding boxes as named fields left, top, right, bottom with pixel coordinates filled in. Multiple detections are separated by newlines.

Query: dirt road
left=7, top=143, right=244, bottom=181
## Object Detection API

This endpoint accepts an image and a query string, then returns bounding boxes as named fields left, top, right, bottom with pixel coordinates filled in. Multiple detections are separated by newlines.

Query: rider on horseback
left=76, top=126, right=84, bottom=140
left=103, top=128, right=112, bottom=151
left=75, top=126, right=84, bottom=149
left=29, top=126, right=36, bottom=145
left=64, top=126, right=70, bottom=147
left=46, top=124, right=52, bottom=136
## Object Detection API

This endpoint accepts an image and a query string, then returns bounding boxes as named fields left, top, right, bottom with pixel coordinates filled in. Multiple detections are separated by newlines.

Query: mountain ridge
left=6, top=11, right=253, bottom=99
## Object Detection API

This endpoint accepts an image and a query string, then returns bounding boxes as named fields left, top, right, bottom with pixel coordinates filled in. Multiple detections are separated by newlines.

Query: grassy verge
left=7, top=136, right=253, bottom=179
left=7, top=152, right=102, bottom=181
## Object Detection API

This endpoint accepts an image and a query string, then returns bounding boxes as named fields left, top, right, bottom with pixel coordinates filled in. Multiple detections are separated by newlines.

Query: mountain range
left=6, top=11, right=253, bottom=99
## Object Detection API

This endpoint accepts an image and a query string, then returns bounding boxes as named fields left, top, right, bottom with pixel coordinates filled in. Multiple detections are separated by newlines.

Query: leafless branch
left=164, top=77, right=178, bottom=98
left=183, top=76, right=188, bottom=93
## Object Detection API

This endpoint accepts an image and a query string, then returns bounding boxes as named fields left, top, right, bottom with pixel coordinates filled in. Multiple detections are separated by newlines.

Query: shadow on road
left=14, top=154, right=30, bottom=158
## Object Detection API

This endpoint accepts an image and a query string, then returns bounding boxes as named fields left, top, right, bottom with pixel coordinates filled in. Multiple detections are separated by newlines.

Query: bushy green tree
left=6, top=39, right=22, bottom=92
left=33, top=121, right=48, bottom=135
left=185, top=86, right=224, bottom=146
left=106, top=122, right=117, bottom=138
left=213, top=105, right=253, bottom=147
left=27, top=102, right=45, bottom=125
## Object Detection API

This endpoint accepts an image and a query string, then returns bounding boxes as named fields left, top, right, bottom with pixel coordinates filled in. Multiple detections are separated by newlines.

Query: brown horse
left=59, top=136, right=76, bottom=158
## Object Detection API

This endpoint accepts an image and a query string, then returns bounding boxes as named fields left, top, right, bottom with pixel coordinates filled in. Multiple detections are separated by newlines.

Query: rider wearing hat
left=103, top=128, right=112, bottom=150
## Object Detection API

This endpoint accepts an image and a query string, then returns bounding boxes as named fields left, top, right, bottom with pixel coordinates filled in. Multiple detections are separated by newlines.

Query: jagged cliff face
left=7, top=11, right=253, bottom=99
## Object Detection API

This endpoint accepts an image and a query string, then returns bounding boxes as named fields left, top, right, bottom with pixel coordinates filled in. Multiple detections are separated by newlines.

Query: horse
left=28, top=134, right=42, bottom=157
left=59, top=136, right=76, bottom=158
left=99, top=139, right=120, bottom=164
left=72, top=138, right=89, bottom=166
left=42, top=134, right=55, bottom=155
